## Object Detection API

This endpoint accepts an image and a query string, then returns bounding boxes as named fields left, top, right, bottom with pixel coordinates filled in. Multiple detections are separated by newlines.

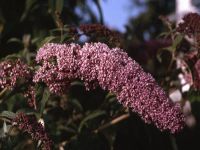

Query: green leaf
left=25, top=0, right=37, bottom=12
left=0, top=88, right=7, bottom=98
left=78, top=110, right=106, bottom=132
left=3, top=121, right=8, bottom=135
left=105, top=92, right=115, bottom=100
left=69, top=99, right=83, bottom=112
left=61, top=33, right=75, bottom=43
left=20, top=0, right=37, bottom=21
left=156, top=47, right=173, bottom=62
left=187, top=90, right=200, bottom=102
left=50, top=28, right=72, bottom=34
left=172, top=34, right=183, bottom=49
left=157, top=32, right=170, bottom=38
left=7, top=38, right=22, bottom=44
left=0, top=111, right=16, bottom=120
left=0, top=121, right=12, bottom=138
left=48, top=0, right=55, bottom=13
left=40, top=36, right=57, bottom=46
left=4, top=53, right=21, bottom=60
left=39, top=88, right=50, bottom=114
left=58, top=125, right=77, bottom=134
left=16, top=108, right=39, bottom=116
left=35, top=84, right=45, bottom=101
left=157, top=34, right=183, bottom=62
left=56, top=0, right=64, bottom=13
left=70, top=81, right=84, bottom=86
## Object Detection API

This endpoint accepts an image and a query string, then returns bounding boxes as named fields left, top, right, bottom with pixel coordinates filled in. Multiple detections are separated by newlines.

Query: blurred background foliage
left=0, top=0, right=200, bottom=150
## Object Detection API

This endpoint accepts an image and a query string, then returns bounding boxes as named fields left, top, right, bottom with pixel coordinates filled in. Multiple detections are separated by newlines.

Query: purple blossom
left=194, top=59, right=200, bottom=89
left=177, top=13, right=200, bottom=37
left=0, top=59, right=31, bottom=90
left=24, top=85, right=37, bottom=109
left=34, top=42, right=185, bottom=133
left=0, top=59, right=37, bottom=108
left=12, top=112, right=52, bottom=150
left=34, top=43, right=81, bottom=93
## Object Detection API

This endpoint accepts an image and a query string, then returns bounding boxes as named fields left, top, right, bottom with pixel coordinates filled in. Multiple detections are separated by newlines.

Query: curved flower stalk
left=12, top=112, right=52, bottom=150
left=34, top=42, right=185, bottom=133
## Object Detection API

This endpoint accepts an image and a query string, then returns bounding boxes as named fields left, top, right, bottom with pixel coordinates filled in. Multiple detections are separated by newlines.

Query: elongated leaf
left=56, top=0, right=64, bottom=13
left=157, top=32, right=170, bottom=38
left=5, top=53, right=21, bottom=60
left=58, top=125, right=77, bottom=134
left=35, top=84, right=45, bottom=101
left=172, top=34, right=183, bottom=49
left=40, top=36, right=57, bottom=46
left=187, top=90, right=200, bottom=102
left=69, top=99, right=83, bottom=112
left=70, top=81, right=84, bottom=86
left=40, top=88, right=50, bottom=114
left=7, top=38, right=22, bottom=44
left=0, top=111, right=16, bottom=119
left=157, top=47, right=173, bottom=62
left=48, top=0, right=55, bottom=12
left=78, top=110, right=106, bottom=132
left=20, top=0, right=37, bottom=21
left=3, top=121, right=7, bottom=133
left=16, top=108, right=39, bottom=116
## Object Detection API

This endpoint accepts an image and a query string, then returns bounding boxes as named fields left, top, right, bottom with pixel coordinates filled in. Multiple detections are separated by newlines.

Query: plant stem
left=0, top=88, right=7, bottom=98
left=94, top=113, right=130, bottom=133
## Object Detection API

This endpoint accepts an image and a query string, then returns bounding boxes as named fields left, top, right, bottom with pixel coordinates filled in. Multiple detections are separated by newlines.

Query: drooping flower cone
left=34, top=42, right=185, bottom=133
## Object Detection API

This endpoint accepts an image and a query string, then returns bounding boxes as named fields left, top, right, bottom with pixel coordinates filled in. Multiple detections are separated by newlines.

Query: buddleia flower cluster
left=12, top=112, right=52, bottom=150
left=177, top=13, right=200, bottom=49
left=177, top=13, right=200, bottom=37
left=0, top=59, right=37, bottom=108
left=177, top=13, right=200, bottom=90
left=34, top=42, right=185, bottom=133
left=0, top=59, right=31, bottom=90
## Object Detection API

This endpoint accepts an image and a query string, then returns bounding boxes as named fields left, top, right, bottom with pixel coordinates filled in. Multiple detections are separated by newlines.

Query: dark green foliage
left=1, top=0, right=200, bottom=150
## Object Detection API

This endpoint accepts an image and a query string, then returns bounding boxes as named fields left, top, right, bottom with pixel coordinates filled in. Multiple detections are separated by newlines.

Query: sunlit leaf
left=3, top=121, right=7, bottom=133
left=7, top=38, right=22, bottom=44
left=0, top=111, right=16, bottom=120
left=70, top=81, right=84, bottom=86
left=40, top=36, right=57, bottom=46
left=4, top=54, right=21, bottom=60
left=172, top=34, right=183, bottom=49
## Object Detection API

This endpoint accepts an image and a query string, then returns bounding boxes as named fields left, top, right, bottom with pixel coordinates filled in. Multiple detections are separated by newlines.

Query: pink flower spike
left=34, top=42, right=185, bottom=133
